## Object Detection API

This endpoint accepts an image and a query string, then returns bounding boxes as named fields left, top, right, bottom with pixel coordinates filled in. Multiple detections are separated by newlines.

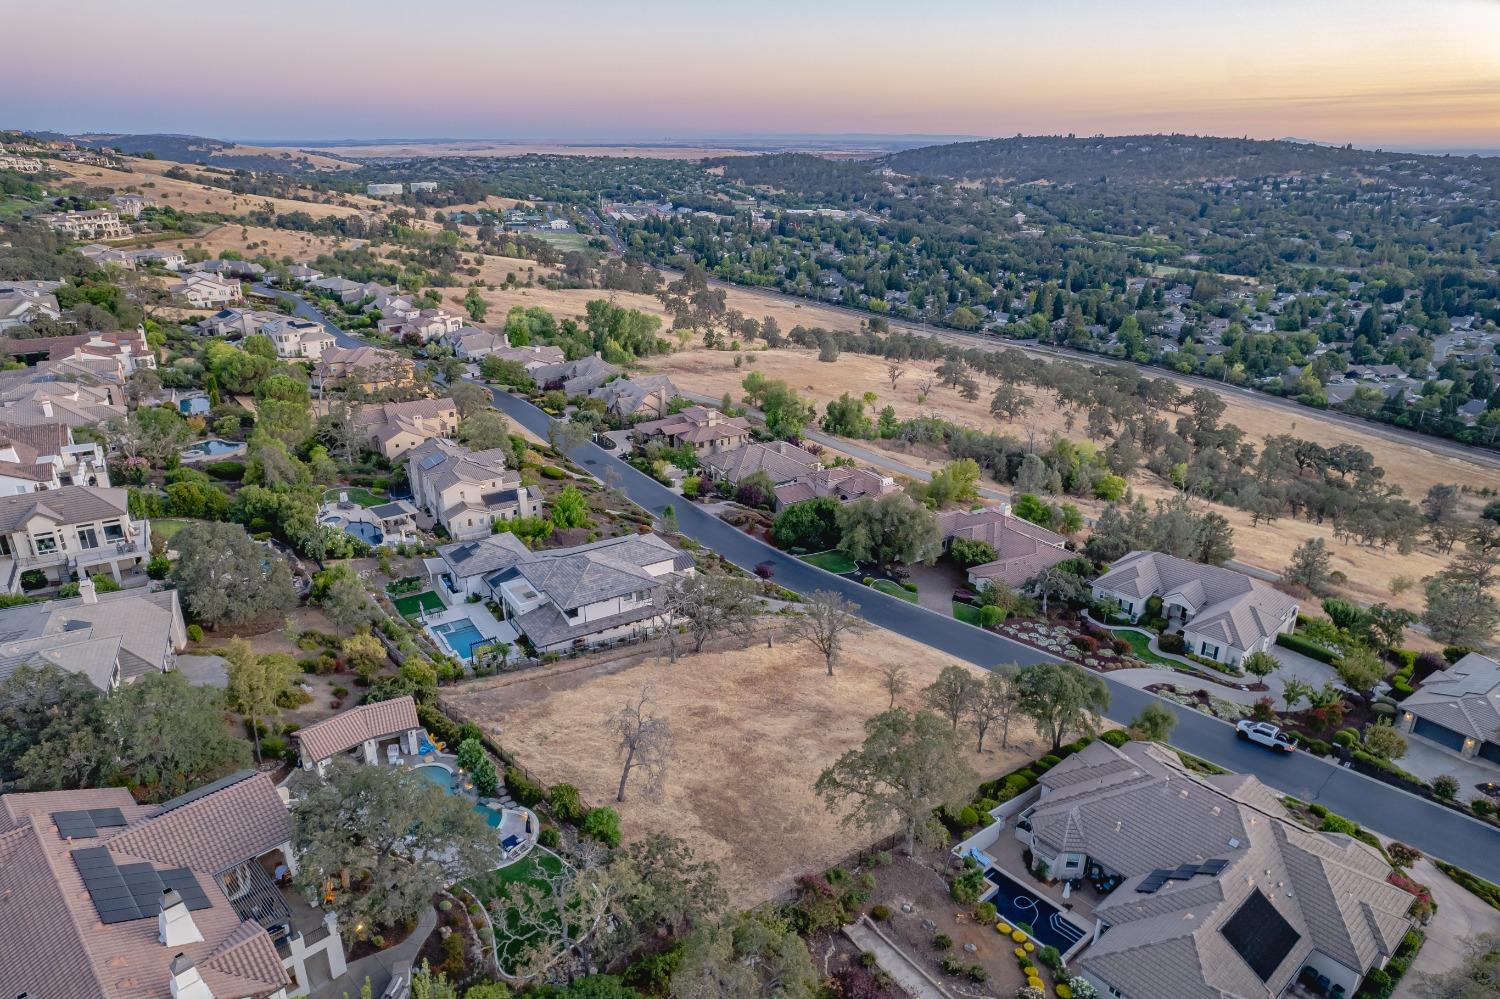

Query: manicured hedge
left=1435, top=861, right=1500, bottom=911
left=1276, top=631, right=1339, bottom=664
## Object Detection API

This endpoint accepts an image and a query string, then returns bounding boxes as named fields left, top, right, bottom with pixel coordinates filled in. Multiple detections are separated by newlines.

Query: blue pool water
left=344, top=522, right=384, bottom=545
left=433, top=620, right=491, bottom=660
left=983, top=868, right=1088, bottom=953
left=185, top=439, right=242, bottom=456
left=416, top=765, right=502, bottom=827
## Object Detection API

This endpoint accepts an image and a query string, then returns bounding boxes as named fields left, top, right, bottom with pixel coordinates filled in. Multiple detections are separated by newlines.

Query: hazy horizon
left=5, top=0, right=1498, bottom=151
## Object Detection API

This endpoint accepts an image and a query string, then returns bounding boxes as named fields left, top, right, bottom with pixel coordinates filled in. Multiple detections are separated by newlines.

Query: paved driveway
left=905, top=560, right=966, bottom=615
left=1269, top=644, right=1340, bottom=689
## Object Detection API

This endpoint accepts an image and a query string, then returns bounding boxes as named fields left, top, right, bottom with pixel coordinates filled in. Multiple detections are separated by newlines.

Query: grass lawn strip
left=871, top=579, right=918, bottom=603
left=150, top=518, right=194, bottom=542
left=1112, top=628, right=1179, bottom=666
left=392, top=591, right=444, bottom=618
left=952, top=601, right=983, bottom=625
left=319, top=486, right=387, bottom=507
left=799, top=550, right=858, bottom=574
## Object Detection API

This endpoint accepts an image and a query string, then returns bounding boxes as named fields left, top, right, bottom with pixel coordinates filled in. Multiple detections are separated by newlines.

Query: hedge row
left=1275, top=631, right=1339, bottom=664
left=1434, top=861, right=1500, bottom=912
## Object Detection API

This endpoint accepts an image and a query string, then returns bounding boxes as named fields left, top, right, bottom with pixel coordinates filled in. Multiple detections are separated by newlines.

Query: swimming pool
left=182, top=439, right=244, bottom=458
left=417, top=765, right=503, bottom=826
left=343, top=521, right=384, bottom=546
left=433, top=620, right=492, bottom=660
left=983, top=868, right=1088, bottom=953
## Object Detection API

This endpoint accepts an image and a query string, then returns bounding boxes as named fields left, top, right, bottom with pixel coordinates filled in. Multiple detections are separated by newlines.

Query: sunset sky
left=5, top=0, right=1498, bottom=150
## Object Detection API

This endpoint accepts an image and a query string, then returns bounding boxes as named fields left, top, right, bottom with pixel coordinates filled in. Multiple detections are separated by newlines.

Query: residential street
left=484, top=384, right=1500, bottom=883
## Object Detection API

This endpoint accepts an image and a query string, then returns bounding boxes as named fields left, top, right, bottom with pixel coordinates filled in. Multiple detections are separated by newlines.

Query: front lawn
left=320, top=486, right=387, bottom=507
left=871, top=579, right=918, bottom=603
left=392, top=591, right=444, bottom=618
left=1113, top=628, right=1179, bottom=666
left=952, top=601, right=983, bottom=626
left=800, top=550, right=858, bottom=574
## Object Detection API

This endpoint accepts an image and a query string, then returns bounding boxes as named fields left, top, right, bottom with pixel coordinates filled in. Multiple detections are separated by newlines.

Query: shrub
left=1333, top=729, right=1359, bottom=749
left=205, top=460, right=245, bottom=481
left=275, top=687, right=312, bottom=709
left=1362, top=968, right=1393, bottom=999
left=538, top=826, right=562, bottom=849
left=1037, top=945, right=1062, bottom=970
left=1158, top=632, right=1186, bottom=653
left=966, top=965, right=989, bottom=983
left=931, top=933, right=953, bottom=951
left=1320, top=813, right=1359, bottom=836
left=1472, top=798, right=1496, bottom=818
left=1071, top=634, right=1099, bottom=653
left=862, top=576, right=875, bottom=586
left=870, top=904, right=891, bottom=921
left=581, top=806, right=621, bottom=847
left=1036, top=754, right=1062, bottom=771
left=549, top=783, right=586, bottom=822
left=1275, top=631, right=1339, bottom=664
left=186, top=624, right=204, bottom=643
left=958, top=805, right=980, bottom=829
left=974, top=901, right=997, bottom=923
left=1100, top=729, right=1131, bottom=747
left=979, top=605, right=1003, bottom=628
left=540, top=465, right=566, bottom=479
left=504, top=767, right=546, bottom=807
left=950, top=867, right=986, bottom=904
left=1433, top=775, right=1460, bottom=800
left=146, top=554, right=171, bottom=579
left=260, top=735, right=287, bottom=759
left=1065, top=977, right=1098, bottom=999
left=1388, top=842, right=1422, bottom=867
left=901, top=580, right=918, bottom=593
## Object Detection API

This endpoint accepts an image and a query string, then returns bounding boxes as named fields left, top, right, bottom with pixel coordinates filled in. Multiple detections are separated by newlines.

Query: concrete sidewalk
left=312, top=905, right=437, bottom=999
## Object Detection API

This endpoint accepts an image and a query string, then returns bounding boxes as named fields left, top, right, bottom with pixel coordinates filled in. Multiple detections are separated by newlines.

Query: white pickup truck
left=1235, top=720, right=1296, bottom=752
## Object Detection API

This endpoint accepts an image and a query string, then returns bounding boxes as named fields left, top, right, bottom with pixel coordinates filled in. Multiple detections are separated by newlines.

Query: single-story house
left=1091, top=550, right=1298, bottom=666
left=531, top=354, right=621, bottom=395
left=588, top=373, right=678, bottom=421
left=292, top=695, right=425, bottom=775
left=937, top=505, right=1071, bottom=588
left=974, top=740, right=1414, bottom=999
left=1399, top=652, right=1500, bottom=765
left=700, top=440, right=822, bottom=487
left=633, top=405, right=752, bottom=455
left=0, top=582, right=185, bottom=690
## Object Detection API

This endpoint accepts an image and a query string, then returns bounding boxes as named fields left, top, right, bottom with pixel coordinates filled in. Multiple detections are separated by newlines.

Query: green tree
left=463, top=286, right=488, bottom=322
left=173, top=521, right=297, bottom=629
left=551, top=485, right=590, bottom=529
left=663, top=573, right=760, bottom=656
left=741, top=372, right=812, bottom=439
left=770, top=496, right=841, bottom=551
left=1129, top=703, right=1178, bottom=742
left=1362, top=724, right=1407, bottom=760
left=949, top=538, right=998, bottom=567
left=821, top=393, right=873, bottom=437
left=835, top=493, right=940, bottom=570
left=814, top=708, right=977, bottom=856
left=969, top=665, right=1021, bottom=752
left=294, top=761, right=501, bottom=929
left=1015, top=661, right=1110, bottom=751
left=923, top=459, right=981, bottom=508
left=1423, top=547, right=1500, bottom=647
left=0, top=663, right=109, bottom=789
left=671, top=912, right=820, bottom=999
left=224, top=638, right=297, bottom=763
left=449, top=381, right=493, bottom=420
left=315, top=564, right=377, bottom=634
left=1241, top=649, right=1280, bottom=682
left=1284, top=537, right=1333, bottom=594
left=458, top=409, right=512, bottom=451
left=605, top=833, right=727, bottom=966
left=108, top=671, right=252, bottom=800
left=1335, top=644, right=1387, bottom=694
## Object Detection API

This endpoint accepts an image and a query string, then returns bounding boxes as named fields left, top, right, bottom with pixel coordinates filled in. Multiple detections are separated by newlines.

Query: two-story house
left=407, top=438, right=538, bottom=540
left=428, top=532, right=694, bottom=654
left=1091, top=550, right=1298, bottom=666
left=0, top=581, right=185, bottom=690
left=312, top=346, right=416, bottom=393
left=37, top=208, right=129, bottom=240
left=360, top=397, right=459, bottom=459
left=633, top=405, right=752, bottom=456
left=171, top=272, right=243, bottom=308
left=260, top=317, right=335, bottom=361
left=0, top=420, right=109, bottom=495
left=0, top=485, right=151, bottom=593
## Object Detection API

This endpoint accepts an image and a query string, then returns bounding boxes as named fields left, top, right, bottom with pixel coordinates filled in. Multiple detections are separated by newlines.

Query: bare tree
left=787, top=590, right=866, bottom=677
left=547, top=417, right=591, bottom=455
left=969, top=665, right=1021, bottom=752
left=923, top=665, right=981, bottom=730
left=613, top=685, right=675, bottom=803
left=664, top=573, right=760, bottom=657
left=880, top=662, right=909, bottom=708
left=885, top=361, right=906, bottom=392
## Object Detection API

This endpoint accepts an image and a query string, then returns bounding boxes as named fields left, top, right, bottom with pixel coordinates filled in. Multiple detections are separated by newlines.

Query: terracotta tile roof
left=294, top=696, right=421, bottom=763
left=103, top=772, right=292, bottom=876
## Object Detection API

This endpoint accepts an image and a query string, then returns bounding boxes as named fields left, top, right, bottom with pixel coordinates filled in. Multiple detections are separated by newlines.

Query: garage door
left=1413, top=718, right=1467, bottom=752
left=1480, top=741, right=1500, bottom=766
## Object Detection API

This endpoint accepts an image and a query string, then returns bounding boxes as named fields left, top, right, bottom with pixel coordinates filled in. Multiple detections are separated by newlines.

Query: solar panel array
left=51, top=807, right=127, bottom=840
left=1135, top=857, right=1231, bottom=894
left=71, top=847, right=213, bottom=925
left=1221, top=887, right=1301, bottom=981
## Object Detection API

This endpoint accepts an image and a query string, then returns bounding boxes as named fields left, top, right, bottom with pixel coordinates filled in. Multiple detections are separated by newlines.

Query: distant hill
left=54, top=132, right=356, bottom=173
left=879, top=133, right=1500, bottom=185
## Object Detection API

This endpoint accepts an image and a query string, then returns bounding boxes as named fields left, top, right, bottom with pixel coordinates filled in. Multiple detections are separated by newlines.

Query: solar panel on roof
left=160, top=869, right=212, bottom=911
left=1170, top=864, right=1200, bottom=879
left=1200, top=858, right=1229, bottom=875
left=1221, top=888, right=1301, bottom=982
left=87, top=807, right=126, bottom=827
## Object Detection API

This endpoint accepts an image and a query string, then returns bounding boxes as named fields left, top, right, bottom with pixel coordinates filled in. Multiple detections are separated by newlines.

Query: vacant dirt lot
left=649, top=345, right=1493, bottom=613
left=442, top=625, right=1048, bottom=906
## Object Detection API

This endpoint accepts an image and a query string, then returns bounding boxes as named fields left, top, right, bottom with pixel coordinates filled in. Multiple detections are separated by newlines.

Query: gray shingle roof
left=0, top=484, right=128, bottom=534
left=701, top=440, right=821, bottom=485
left=1401, top=652, right=1500, bottom=741
left=0, top=587, right=181, bottom=689
left=492, top=533, right=688, bottom=609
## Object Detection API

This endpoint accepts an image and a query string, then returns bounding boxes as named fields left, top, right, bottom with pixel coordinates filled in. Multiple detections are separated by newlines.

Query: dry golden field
left=302, top=141, right=755, bottom=160
left=442, top=626, right=1048, bottom=906
left=50, top=157, right=377, bottom=220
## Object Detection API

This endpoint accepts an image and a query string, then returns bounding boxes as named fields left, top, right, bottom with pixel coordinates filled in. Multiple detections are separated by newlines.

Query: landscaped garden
left=465, top=849, right=566, bottom=973
left=320, top=485, right=388, bottom=507
left=871, top=578, right=918, bottom=602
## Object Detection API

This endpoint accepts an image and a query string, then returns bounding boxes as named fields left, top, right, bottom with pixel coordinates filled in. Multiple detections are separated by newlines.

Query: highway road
left=484, top=383, right=1500, bottom=882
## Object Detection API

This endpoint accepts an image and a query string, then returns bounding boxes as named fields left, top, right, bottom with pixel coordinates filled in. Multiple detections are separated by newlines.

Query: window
left=33, top=534, right=57, bottom=555
left=104, top=519, right=126, bottom=541
left=1201, top=642, right=1220, bottom=660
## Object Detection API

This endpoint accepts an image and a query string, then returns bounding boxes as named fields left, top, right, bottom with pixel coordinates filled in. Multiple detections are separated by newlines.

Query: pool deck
left=983, top=834, right=1099, bottom=943
left=422, top=602, right=520, bottom=662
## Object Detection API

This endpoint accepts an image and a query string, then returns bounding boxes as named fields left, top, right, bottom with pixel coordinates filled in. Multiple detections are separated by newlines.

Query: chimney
left=78, top=578, right=97, bottom=605
left=999, top=501, right=1012, bottom=517
left=159, top=890, right=204, bottom=948
left=40, top=400, right=53, bottom=419
left=168, top=953, right=214, bottom=999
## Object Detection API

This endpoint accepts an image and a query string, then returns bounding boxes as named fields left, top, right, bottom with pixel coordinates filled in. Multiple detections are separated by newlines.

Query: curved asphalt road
left=486, top=384, right=1500, bottom=881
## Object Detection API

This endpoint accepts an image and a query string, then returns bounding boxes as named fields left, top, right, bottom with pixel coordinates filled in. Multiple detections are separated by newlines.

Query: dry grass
left=647, top=346, right=1496, bottom=613
left=158, top=223, right=362, bottom=262
left=442, top=625, right=1048, bottom=906
left=50, top=157, right=377, bottom=220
